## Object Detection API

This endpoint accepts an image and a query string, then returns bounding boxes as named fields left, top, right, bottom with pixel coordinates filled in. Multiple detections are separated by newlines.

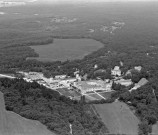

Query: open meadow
left=94, top=102, right=139, bottom=135
left=152, top=122, right=158, bottom=135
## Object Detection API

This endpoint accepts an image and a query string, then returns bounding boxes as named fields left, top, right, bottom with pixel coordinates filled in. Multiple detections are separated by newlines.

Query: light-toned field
left=0, top=92, right=56, bottom=135
left=94, top=101, right=139, bottom=135
left=152, top=122, right=158, bottom=135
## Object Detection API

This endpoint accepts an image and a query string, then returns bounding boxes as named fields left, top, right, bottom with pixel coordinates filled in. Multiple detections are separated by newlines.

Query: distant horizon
left=1, top=0, right=158, bottom=3
left=0, top=0, right=158, bottom=7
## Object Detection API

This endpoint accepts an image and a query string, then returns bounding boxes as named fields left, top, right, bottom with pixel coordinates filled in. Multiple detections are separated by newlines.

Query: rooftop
left=113, top=66, right=120, bottom=71
left=75, top=80, right=109, bottom=90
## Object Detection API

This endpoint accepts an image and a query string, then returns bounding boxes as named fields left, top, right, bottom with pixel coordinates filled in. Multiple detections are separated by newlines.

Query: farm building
left=55, top=75, right=67, bottom=79
left=134, top=66, right=142, bottom=72
left=111, top=66, right=121, bottom=76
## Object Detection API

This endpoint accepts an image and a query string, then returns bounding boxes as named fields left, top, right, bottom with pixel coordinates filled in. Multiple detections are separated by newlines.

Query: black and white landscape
left=0, top=0, right=158, bottom=135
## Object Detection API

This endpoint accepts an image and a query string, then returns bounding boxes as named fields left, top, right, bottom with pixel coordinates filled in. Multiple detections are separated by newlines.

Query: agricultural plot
left=152, top=122, right=158, bottom=135
left=94, top=102, right=139, bottom=135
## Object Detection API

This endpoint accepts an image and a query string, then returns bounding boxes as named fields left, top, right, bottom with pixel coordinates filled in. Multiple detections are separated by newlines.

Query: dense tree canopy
left=0, top=78, right=108, bottom=135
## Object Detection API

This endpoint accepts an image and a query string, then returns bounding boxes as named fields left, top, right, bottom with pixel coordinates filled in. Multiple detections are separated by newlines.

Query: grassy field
left=152, top=122, right=158, bottom=135
left=94, top=102, right=139, bottom=135
left=0, top=92, right=56, bottom=135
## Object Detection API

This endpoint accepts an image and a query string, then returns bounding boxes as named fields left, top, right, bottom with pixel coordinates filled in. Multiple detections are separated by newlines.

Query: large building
left=59, top=78, right=77, bottom=88
left=55, top=75, right=67, bottom=79
left=74, top=80, right=112, bottom=94
left=114, top=79, right=133, bottom=87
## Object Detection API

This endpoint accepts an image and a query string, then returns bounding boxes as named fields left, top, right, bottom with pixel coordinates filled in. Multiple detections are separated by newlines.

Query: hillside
left=0, top=92, right=56, bottom=135
left=152, top=122, right=158, bottom=135
left=94, top=102, right=139, bottom=135
left=0, top=78, right=107, bottom=135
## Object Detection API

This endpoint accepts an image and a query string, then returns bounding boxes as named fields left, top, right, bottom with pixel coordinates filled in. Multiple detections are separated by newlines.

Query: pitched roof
left=137, top=78, right=148, bottom=86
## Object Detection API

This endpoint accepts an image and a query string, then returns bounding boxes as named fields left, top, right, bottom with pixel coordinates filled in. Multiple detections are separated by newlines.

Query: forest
left=0, top=78, right=108, bottom=135
left=1, top=2, right=158, bottom=135
left=1, top=34, right=158, bottom=134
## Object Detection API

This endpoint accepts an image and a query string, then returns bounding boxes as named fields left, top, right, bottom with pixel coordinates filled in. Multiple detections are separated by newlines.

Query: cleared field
left=29, top=38, right=104, bottom=62
left=152, top=122, right=158, bottom=135
left=94, top=102, right=139, bottom=135
left=0, top=92, right=56, bottom=135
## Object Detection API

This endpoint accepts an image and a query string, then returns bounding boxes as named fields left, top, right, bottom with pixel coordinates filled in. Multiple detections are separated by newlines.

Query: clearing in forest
left=152, top=122, right=158, bottom=135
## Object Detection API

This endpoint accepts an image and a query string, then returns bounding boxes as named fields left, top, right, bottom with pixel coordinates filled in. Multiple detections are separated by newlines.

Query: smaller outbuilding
left=94, top=64, right=98, bottom=69
left=134, top=66, right=142, bottom=72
